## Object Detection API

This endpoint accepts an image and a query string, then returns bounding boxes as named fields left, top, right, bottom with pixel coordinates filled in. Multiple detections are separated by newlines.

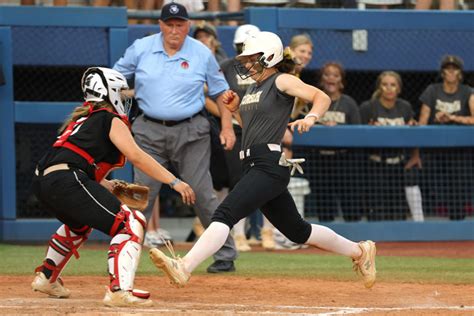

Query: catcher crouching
left=31, top=67, right=195, bottom=307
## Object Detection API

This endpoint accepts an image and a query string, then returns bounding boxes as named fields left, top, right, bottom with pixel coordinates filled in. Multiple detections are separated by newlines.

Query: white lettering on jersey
left=435, top=99, right=461, bottom=114
left=240, top=91, right=263, bottom=111
left=321, top=111, right=346, bottom=124
left=376, top=117, right=406, bottom=126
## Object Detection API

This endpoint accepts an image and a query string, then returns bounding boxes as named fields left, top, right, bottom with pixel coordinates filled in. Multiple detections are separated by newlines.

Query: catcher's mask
left=81, top=67, right=132, bottom=116
left=234, top=31, right=284, bottom=80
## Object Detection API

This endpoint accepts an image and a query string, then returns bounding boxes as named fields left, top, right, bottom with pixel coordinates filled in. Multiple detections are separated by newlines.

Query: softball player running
left=31, top=67, right=195, bottom=307
left=150, top=32, right=376, bottom=289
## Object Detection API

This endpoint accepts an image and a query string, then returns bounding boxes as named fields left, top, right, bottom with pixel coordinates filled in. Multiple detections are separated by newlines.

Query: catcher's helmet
left=237, top=31, right=283, bottom=68
left=81, top=67, right=130, bottom=116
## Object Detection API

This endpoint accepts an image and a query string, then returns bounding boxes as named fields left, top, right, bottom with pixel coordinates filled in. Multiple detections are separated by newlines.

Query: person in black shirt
left=408, top=55, right=474, bottom=220
left=312, top=62, right=363, bottom=222
left=360, top=71, right=417, bottom=221
left=150, top=32, right=377, bottom=290
left=31, top=67, right=195, bottom=307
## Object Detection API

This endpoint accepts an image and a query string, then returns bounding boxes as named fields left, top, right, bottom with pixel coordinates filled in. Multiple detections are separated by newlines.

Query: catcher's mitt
left=111, top=180, right=149, bottom=211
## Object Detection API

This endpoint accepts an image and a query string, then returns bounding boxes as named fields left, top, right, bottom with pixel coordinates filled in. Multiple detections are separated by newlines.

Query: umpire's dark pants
left=212, top=145, right=312, bottom=244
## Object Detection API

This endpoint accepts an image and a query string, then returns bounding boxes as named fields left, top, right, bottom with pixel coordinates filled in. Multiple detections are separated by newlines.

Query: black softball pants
left=32, top=168, right=124, bottom=235
left=212, top=147, right=312, bottom=244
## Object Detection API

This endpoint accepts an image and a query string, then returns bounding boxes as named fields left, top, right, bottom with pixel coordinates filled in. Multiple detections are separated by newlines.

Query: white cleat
left=149, top=248, right=190, bottom=288
left=103, top=288, right=153, bottom=307
left=31, top=272, right=71, bottom=298
left=352, top=240, right=377, bottom=288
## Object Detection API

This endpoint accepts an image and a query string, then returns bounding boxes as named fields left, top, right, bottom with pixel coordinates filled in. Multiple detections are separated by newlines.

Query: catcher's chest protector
left=53, top=103, right=129, bottom=182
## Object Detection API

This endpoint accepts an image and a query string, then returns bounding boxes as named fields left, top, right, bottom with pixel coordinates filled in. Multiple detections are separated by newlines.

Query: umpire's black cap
left=440, top=55, right=464, bottom=71
left=160, top=2, right=189, bottom=21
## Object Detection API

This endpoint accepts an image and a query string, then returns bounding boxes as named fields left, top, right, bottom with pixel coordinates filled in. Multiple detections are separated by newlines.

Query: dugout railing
left=0, top=6, right=473, bottom=242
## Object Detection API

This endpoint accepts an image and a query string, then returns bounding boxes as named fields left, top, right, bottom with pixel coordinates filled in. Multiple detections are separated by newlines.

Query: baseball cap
left=193, top=23, right=217, bottom=39
left=160, top=2, right=189, bottom=22
left=441, top=55, right=464, bottom=70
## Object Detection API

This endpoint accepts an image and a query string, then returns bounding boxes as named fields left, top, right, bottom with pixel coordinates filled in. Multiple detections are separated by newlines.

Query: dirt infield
left=1, top=241, right=473, bottom=315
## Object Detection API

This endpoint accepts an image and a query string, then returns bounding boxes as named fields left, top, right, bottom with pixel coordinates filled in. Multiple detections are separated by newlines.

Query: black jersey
left=419, top=83, right=473, bottom=125
left=320, top=94, right=361, bottom=125
left=359, top=98, right=414, bottom=125
left=38, top=109, right=125, bottom=181
left=240, top=73, right=294, bottom=150
left=360, top=98, right=414, bottom=161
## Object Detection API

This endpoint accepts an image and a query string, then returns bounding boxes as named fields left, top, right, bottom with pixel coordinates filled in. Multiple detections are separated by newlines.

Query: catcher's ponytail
left=58, top=101, right=112, bottom=133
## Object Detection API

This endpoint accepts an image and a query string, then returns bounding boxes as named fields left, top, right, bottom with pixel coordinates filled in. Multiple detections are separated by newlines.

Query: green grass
left=1, top=243, right=473, bottom=284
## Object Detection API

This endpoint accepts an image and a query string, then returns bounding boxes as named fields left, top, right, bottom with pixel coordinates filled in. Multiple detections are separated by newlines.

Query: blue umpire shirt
left=113, top=33, right=229, bottom=121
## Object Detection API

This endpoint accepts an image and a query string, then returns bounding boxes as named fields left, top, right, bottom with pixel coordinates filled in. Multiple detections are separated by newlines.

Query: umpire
left=113, top=2, right=237, bottom=273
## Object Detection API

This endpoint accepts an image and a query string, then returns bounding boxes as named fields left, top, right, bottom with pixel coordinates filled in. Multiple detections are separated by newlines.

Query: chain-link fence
left=293, top=147, right=474, bottom=222
left=12, top=11, right=474, bottom=223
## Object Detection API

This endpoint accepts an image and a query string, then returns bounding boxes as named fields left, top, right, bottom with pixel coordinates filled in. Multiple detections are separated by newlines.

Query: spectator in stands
left=289, top=34, right=314, bottom=122
left=113, top=2, right=238, bottom=273
left=141, top=0, right=205, bottom=25
left=357, top=0, right=403, bottom=9
left=310, top=62, right=363, bottom=222
left=360, top=71, right=416, bottom=221
left=93, top=0, right=139, bottom=24
left=193, top=22, right=228, bottom=63
left=408, top=55, right=474, bottom=220
left=21, top=0, right=67, bottom=5
left=285, top=34, right=314, bottom=157
left=207, top=0, right=241, bottom=26
left=413, top=0, right=457, bottom=10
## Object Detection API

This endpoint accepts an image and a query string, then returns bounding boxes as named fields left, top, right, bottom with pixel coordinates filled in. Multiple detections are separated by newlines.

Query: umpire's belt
left=35, top=163, right=70, bottom=176
left=239, top=143, right=281, bottom=160
left=143, top=112, right=200, bottom=127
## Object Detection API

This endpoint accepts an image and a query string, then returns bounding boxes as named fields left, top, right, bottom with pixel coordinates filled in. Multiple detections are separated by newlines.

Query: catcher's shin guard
left=36, top=224, right=91, bottom=283
left=108, top=205, right=148, bottom=293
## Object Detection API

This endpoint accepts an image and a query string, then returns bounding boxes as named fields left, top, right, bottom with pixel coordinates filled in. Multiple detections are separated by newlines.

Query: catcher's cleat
left=149, top=248, right=190, bottom=288
left=352, top=240, right=377, bottom=289
left=261, top=227, right=275, bottom=250
left=31, top=272, right=71, bottom=298
left=103, top=288, right=153, bottom=307
left=234, top=234, right=251, bottom=252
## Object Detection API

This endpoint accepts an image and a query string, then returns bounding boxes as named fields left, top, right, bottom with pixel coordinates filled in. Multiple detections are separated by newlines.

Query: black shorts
left=32, top=168, right=124, bottom=235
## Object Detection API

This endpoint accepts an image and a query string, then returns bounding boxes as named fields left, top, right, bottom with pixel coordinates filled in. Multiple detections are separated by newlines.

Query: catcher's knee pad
left=211, top=207, right=236, bottom=229
left=108, top=205, right=147, bottom=291
left=109, top=205, right=147, bottom=242
left=37, top=224, right=91, bottom=283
